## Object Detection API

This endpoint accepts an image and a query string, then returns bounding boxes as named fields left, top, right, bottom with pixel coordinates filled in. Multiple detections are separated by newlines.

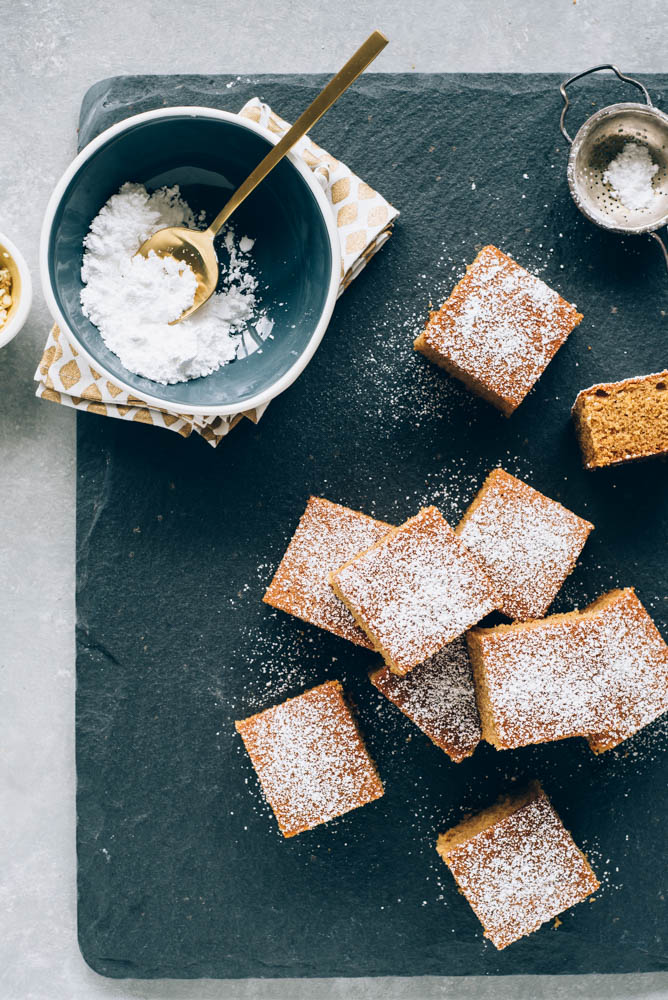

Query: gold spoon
left=136, top=30, right=388, bottom=324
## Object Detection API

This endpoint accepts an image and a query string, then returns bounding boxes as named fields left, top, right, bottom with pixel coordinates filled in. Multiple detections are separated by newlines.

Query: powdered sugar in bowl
left=40, top=108, right=340, bottom=416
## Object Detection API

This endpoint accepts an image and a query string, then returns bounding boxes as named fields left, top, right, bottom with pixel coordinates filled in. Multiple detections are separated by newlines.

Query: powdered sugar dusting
left=263, top=497, right=392, bottom=648
left=420, top=245, right=582, bottom=408
left=332, top=506, right=499, bottom=674
left=235, top=680, right=384, bottom=837
left=457, top=469, right=593, bottom=620
left=370, top=637, right=481, bottom=762
left=472, top=588, right=668, bottom=750
left=442, top=788, right=599, bottom=949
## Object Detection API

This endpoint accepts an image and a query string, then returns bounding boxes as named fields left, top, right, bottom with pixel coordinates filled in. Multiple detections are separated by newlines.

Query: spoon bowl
left=137, top=225, right=219, bottom=322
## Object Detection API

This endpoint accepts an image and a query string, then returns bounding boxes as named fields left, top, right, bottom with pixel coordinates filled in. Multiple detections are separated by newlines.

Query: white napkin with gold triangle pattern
left=35, top=98, right=399, bottom=447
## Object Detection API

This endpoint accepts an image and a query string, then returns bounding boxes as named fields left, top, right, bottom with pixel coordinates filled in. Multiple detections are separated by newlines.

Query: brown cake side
left=572, top=369, right=668, bottom=469
left=414, top=245, right=583, bottom=416
left=263, top=496, right=393, bottom=648
left=436, top=781, right=599, bottom=949
left=235, top=680, right=384, bottom=838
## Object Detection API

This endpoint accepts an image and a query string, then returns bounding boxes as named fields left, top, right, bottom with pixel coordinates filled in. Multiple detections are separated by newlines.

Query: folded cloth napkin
left=35, top=97, right=399, bottom=447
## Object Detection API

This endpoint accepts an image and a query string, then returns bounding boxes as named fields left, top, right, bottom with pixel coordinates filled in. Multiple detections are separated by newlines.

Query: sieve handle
left=648, top=232, right=668, bottom=274
left=559, top=64, right=653, bottom=144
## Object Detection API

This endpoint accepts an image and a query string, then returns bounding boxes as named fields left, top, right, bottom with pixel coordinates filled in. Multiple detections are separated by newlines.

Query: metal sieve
left=559, top=64, right=668, bottom=270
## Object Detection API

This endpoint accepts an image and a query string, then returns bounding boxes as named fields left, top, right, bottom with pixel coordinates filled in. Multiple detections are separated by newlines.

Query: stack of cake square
left=258, top=473, right=668, bottom=765
left=232, top=244, right=668, bottom=950
left=235, top=473, right=668, bottom=948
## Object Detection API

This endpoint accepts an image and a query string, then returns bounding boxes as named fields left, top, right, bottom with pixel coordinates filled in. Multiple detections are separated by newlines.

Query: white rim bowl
left=39, top=107, right=341, bottom=416
left=0, top=233, right=33, bottom=349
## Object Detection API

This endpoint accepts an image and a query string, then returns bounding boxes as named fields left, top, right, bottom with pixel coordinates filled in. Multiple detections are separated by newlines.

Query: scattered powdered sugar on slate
left=332, top=506, right=499, bottom=674
left=603, top=710, right=668, bottom=766
left=442, top=789, right=599, bottom=949
left=581, top=837, right=624, bottom=895
left=420, top=245, right=581, bottom=404
left=338, top=260, right=483, bottom=434
left=235, top=680, right=383, bottom=837
left=263, top=497, right=392, bottom=648
left=370, top=637, right=481, bottom=762
left=473, top=588, right=668, bottom=751
left=456, top=469, right=593, bottom=621
left=223, top=616, right=338, bottom=715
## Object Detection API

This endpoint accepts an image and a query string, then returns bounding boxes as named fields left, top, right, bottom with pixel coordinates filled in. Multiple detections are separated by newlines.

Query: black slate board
left=76, top=74, right=668, bottom=979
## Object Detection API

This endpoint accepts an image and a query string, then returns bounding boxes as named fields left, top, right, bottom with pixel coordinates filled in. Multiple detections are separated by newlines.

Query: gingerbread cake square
left=585, top=589, right=668, bottom=753
left=263, top=496, right=392, bottom=648
left=370, top=637, right=481, bottom=762
left=572, top=369, right=668, bottom=468
left=436, top=781, right=599, bottom=949
left=456, top=468, right=593, bottom=620
left=235, top=680, right=384, bottom=838
left=330, top=506, right=499, bottom=676
left=467, top=588, right=668, bottom=752
left=414, top=245, right=583, bottom=416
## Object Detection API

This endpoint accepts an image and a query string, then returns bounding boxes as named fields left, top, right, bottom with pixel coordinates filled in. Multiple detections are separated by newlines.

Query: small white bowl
left=0, top=233, right=32, bottom=349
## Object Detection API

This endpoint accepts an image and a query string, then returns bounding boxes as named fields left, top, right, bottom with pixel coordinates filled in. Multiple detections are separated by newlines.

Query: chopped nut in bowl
left=0, top=233, right=32, bottom=349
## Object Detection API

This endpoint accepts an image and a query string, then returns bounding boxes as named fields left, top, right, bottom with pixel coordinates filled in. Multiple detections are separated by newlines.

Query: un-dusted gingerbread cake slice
left=370, top=637, right=481, bottom=762
left=329, top=506, right=499, bottom=676
left=467, top=587, right=668, bottom=753
left=456, top=468, right=593, bottom=620
left=436, top=781, right=599, bottom=949
left=414, top=245, right=582, bottom=415
left=263, top=497, right=392, bottom=648
left=235, top=680, right=384, bottom=838
left=572, top=370, right=668, bottom=468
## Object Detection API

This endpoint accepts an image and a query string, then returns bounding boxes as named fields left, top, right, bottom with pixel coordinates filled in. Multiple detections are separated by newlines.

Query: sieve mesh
left=568, top=104, right=668, bottom=233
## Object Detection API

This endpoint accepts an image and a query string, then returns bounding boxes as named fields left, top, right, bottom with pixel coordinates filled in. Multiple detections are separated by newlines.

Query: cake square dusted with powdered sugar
left=235, top=680, right=384, bottom=838
left=584, top=589, right=668, bottom=753
left=467, top=587, right=668, bottom=753
left=436, top=781, right=599, bottom=950
left=329, top=506, right=500, bottom=676
left=414, top=245, right=583, bottom=416
left=456, top=468, right=594, bottom=621
left=370, top=637, right=481, bottom=762
left=263, top=497, right=393, bottom=648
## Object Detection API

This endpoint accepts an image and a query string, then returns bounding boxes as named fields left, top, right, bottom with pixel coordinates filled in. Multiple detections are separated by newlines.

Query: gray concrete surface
left=0, top=1, right=666, bottom=997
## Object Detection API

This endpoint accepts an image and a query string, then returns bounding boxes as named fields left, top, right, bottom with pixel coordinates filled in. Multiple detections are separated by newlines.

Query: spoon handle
left=206, top=30, right=388, bottom=236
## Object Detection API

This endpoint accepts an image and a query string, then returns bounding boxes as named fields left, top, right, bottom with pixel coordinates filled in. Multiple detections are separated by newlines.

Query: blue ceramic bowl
left=40, top=108, right=340, bottom=416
